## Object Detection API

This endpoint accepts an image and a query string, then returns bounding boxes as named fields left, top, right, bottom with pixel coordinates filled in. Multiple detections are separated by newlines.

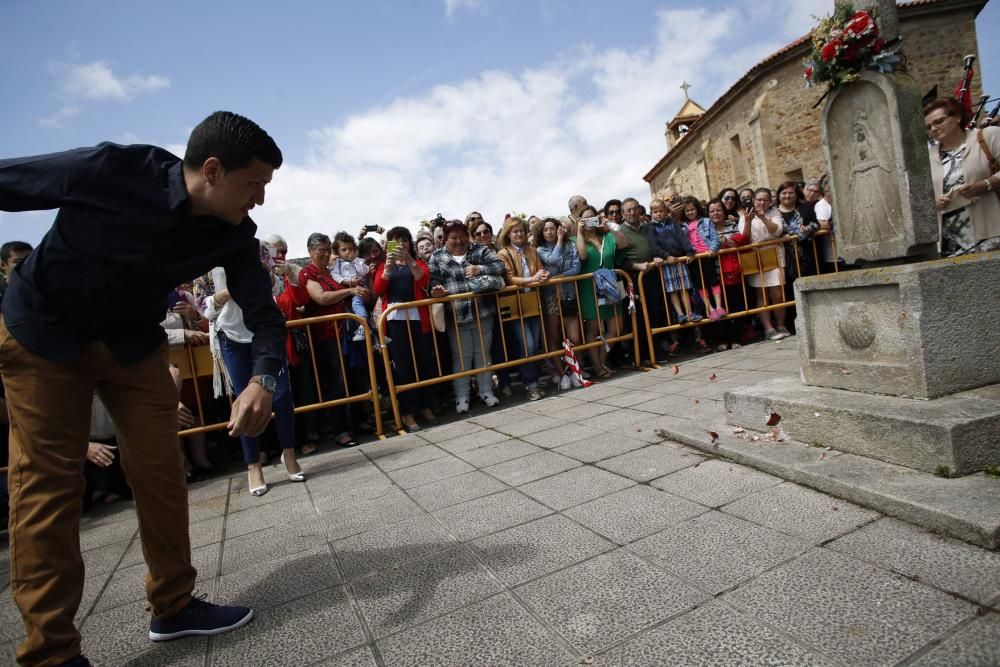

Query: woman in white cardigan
left=925, top=97, right=1000, bottom=256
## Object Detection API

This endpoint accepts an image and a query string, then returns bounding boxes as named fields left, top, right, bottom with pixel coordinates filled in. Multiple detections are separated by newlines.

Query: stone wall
left=647, top=1, right=985, bottom=201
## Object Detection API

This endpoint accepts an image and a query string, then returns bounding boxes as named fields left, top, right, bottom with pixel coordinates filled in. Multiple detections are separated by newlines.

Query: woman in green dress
left=573, top=206, right=629, bottom=378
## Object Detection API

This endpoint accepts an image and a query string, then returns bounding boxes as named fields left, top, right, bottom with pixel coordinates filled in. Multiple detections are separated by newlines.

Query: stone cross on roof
left=680, top=80, right=691, bottom=99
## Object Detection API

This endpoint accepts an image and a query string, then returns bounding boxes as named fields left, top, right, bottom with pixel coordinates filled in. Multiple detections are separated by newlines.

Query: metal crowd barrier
left=376, top=269, right=640, bottom=433
left=172, top=312, right=383, bottom=437
left=636, top=229, right=838, bottom=365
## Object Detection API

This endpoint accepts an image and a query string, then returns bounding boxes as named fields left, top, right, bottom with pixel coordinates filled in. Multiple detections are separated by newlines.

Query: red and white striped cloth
left=562, top=338, right=593, bottom=388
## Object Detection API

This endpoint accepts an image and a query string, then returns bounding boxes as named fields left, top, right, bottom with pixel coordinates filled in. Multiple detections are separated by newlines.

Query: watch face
left=257, top=375, right=277, bottom=392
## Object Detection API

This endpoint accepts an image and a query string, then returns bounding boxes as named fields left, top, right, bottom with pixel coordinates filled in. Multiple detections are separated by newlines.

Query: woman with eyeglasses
left=603, top=199, right=623, bottom=231
left=535, top=217, right=582, bottom=389
left=925, top=97, right=1000, bottom=256
left=470, top=220, right=496, bottom=250
left=739, top=189, right=790, bottom=342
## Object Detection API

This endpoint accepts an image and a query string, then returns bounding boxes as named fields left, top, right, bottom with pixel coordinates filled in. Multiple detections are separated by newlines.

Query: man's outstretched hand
left=227, top=382, right=273, bottom=437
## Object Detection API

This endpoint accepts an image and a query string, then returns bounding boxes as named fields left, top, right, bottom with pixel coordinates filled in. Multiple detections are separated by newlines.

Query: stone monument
left=724, top=0, right=1000, bottom=477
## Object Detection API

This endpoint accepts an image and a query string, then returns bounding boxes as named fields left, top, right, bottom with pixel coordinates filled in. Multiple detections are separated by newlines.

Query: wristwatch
left=249, top=375, right=277, bottom=394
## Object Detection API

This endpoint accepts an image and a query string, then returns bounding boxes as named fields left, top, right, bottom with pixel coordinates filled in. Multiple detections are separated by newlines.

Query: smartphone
left=364, top=224, right=380, bottom=232
left=581, top=216, right=600, bottom=228
left=166, top=288, right=182, bottom=310
left=386, top=240, right=400, bottom=255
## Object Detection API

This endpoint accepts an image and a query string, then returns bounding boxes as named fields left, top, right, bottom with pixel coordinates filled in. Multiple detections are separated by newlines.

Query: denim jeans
left=447, top=315, right=494, bottom=401
left=503, top=315, right=541, bottom=389
left=218, top=334, right=296, bottom=465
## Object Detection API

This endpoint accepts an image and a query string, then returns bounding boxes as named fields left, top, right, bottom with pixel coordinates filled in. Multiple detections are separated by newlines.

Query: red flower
left=820, top=38, right=844, bottom=62
left=842, top=44, right=863, bottom=62
left=844, top=11, right=872, bottom=37
left=804, top=65, right=814, bottom=79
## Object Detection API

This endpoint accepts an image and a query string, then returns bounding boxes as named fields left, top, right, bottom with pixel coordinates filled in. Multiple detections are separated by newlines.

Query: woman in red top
left=372, top=226, right=437, bottom=432
left=298, top=232, right=366, bottom=447
left=709, top=198, right=750, bottom=351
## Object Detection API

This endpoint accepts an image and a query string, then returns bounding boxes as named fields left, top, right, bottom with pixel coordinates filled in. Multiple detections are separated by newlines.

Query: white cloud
left=57, top=61, right=169, bottom=101
left=36, top=105, right=80, bottom=129
left=444, top=0, right=485, bottom=18
left=243, top=2, right=812, bottom=255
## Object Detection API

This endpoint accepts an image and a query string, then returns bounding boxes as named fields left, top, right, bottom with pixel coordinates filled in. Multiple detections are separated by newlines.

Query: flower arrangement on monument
left=803, top=4, right=902, bottom=90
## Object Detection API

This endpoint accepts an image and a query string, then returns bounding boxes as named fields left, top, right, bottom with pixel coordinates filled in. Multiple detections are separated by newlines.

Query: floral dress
left=940, top=144, right=1000, bottom=256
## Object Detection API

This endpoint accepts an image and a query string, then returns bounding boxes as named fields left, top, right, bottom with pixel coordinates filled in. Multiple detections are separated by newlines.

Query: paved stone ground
left=2, top=338, right=999, bottom=666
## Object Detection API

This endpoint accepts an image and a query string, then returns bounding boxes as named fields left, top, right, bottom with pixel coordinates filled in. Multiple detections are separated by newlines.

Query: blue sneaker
left=689, top=312, right=703, bottom=322
left=675, top=313, right=688, bottom=324
left=149, top=594, right=253, bottom=641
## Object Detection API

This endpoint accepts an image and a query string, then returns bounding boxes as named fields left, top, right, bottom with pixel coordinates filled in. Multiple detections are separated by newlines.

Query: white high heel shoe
left=281, top=452, right=306, bottom=482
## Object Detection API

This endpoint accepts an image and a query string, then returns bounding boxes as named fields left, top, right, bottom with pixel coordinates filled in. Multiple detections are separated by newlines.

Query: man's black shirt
left=0, top=142, right=285, bottom=377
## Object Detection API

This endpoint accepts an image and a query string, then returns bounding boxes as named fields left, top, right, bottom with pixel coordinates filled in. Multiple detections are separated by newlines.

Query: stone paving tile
left=492, top=414, right=565, bottom=438
left=187, top=494, right=228, bottom=524
left=304, top=459, right=384, bottom=489
left=519, top=422, right=607, bottom=448
left=0, top=594, right=26, bottom=643
left=94, top=543, right=219, bottom=613
left=467, top=407, right=535, bottom=429
left=595, top=444, right=705, bottom=482
left=483, top=450, right=581, bottom=486
left=911, top=612, right=1000, bottom=666
left=548, top=399, right=617, bottom=422
left=596, top=600, right=836, bottom=666
left=351, top=545, right=503, bottom=638
left=571, top=383, right=629, bottom=402
left=376, top=593, right=574, bottom=666
left=372, top=444, right=449, bottom=472
left=81, top=599, right=209, bottom=667
left=552, top=433, right=648, bottom=463
left=564, top=486, right=707, bottom=545
left=314, top=646, right=378, bottom=666
left=318, top=492, right=425, bottom=541
left=827, top=517, right=1000, bottom=605
left=220, top=517, right=329, bottom=575
left=185, top=476, right=231, bottom=504
left=359, top=433, right=428, bottom=460
left=334, top=514, right=458, bottom=581
left=455, top=439, right=541, bottom=468
left=722, top=482, right=880, bottom=545
left=78, top=516, right=139, bottom=553
left=385, top=456, right=476, bottom=490
left=517, top=395, right=586, bottom=417
left=406, top=471, right=509, bottom=513
left=724, top=548, right=976, bottom=666
left=607, top=373, right=671, bottom=390
left=431, top=489, right=552, bottom=541
left=650, top=458, right=784, bottom=508
left=223, top=496, right=315, bottom=539
left=470, top=514, right=615, bottom=587
left=212, top=586, right=366, bottom=666
left=311, top=474, right=401, bottom=513
left=81, top=538, right=130, bottom=578
left=217, top=544, right=341, bottom=611
left=228, top=470, right=311, bottom=512
left=434, top=428, right=510, bottom=455
left=577, top=408, right=663, bottom=433
left=515, top=548, right=708, bottom=654
left=303, top=446, right=369, bottom=472
left=594, top=389, right=661, bottom=408
left=0, top=640, right=16, bottom=666
left=632, top=510, right=810, bottom=595
left=517, top=466, right=635, bottom=511
left=416, top=420, right=484, bottom=443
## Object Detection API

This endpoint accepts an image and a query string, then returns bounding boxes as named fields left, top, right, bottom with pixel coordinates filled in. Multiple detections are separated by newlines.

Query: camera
left=581, top=216, right=600, bottom=228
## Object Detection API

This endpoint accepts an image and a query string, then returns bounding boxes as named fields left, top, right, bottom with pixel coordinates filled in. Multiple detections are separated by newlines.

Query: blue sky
left=2, top=0, right=998, bottom=254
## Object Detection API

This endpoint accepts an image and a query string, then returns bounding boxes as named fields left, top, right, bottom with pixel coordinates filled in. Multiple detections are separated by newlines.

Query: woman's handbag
left=466, top=273, right=505, bottom=294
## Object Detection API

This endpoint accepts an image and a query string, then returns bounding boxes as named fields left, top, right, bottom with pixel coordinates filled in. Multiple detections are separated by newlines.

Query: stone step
left=723, top=376, right=1000, bottom=476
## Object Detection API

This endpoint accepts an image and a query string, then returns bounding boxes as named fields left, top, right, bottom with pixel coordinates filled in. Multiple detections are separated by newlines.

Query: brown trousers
left=0, top=320, right=196, bottom=667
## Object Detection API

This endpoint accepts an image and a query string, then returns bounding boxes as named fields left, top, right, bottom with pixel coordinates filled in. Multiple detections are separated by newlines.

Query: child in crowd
left=682, top=196, right=727, bottom=321
left=331, top=231, right=371, bottom=341
left=647, top=198, right=700, bottom=324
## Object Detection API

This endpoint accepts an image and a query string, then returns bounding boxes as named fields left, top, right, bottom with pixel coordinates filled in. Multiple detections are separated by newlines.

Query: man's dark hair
left=183, top=111, right=283, bottom=171
left=1, top=241, right=33, bottom=263
left=386, top=226, right=413, bottom=245
left=333, top=231, right=357, bottom=254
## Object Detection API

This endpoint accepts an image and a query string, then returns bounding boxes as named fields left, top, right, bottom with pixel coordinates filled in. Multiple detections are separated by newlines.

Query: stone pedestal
left=821, top=71, right=939, bottom=263
left=794, top=252, right=1000, bottom=399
